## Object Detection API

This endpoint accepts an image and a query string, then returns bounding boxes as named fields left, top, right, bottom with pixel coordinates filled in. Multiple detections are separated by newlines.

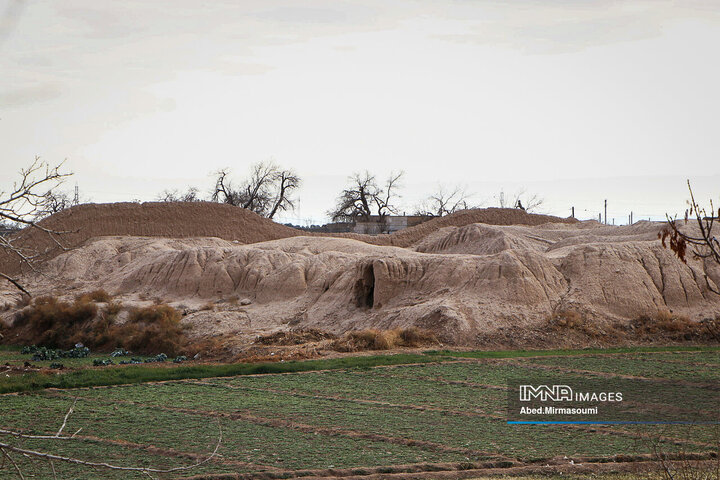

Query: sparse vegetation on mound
left=331, top=328, right=439, bottom=352
left=5, top=296, right=192, bottom=356
left=121, top=304, right=187, bottom=356
left=12, top=295, right=99, bottom=347
left=74, top=288, right=112, bottom=303
left=546, top=308, right=720, bottom=343
left=255, top=328, right=337, bottom=346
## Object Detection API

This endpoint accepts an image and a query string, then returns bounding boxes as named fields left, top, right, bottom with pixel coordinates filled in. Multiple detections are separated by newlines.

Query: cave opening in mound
left=354, top=263, right=375, bottom=309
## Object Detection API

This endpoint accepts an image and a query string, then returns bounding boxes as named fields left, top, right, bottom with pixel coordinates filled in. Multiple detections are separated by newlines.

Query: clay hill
left=2, top=202, right=719, bottom=347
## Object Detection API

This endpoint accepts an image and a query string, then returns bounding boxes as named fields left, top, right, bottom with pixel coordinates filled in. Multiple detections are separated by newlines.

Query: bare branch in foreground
left=0, top=423, right=222, bottom=477
left=0, top=157, right=73, bottom=295
left=0, top=398, right=223, bottom=478
left=661, top=180, right=720, bottom=295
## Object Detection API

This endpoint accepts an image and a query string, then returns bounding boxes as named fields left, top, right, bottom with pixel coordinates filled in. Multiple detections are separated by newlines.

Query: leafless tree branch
left=661, top=180, right=720, bottom=295
left=0, top=158, right=73, bottom=295
left=415, top=185, right=472, bottom=217
left=0, top=398, right=223, bottom=478
left=329, top=171, right=404, bottom=222
left=210, top=162, right=300, bottom=219
left=157, top=187, right=202, bottom=202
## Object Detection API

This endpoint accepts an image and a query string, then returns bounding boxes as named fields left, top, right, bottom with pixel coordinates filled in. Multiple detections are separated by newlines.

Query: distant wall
left=353, top=215, right=432, bottom=235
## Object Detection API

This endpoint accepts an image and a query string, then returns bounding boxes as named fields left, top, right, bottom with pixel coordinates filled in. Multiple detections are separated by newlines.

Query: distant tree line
left=157, top=161, right=300, bottom=220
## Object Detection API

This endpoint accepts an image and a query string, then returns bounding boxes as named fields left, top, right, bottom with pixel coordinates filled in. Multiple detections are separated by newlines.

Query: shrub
left=119, top=305, right=186, bottom=356
left=8, top=297, right=188, bottom=356
left=633, top=310, right=695, bottom=335
left=75, top=289, right=112, bottom=303
left=547, top=309, right=585, bottom=329
left=105, top=301, right=123, bottom=316
left=398, top=327, right=438, bottom=347
left=13, top=296, right=98, bottom=348
left=546, top=309, right=603, bottom=337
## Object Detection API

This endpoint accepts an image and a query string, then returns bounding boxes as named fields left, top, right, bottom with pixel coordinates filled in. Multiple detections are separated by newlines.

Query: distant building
left=287, top=222, right=355, bottom=233
left=286, top=215, right=432, bottom=235
left=352, top=215, right=430, bottom=235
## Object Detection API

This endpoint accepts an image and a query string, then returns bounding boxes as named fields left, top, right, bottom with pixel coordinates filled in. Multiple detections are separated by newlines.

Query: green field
left=0, top=347, right=718, bottom=479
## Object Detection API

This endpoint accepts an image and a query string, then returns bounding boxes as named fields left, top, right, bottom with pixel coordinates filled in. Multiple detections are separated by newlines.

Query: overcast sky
left=1, top=0, right=719, bottom=225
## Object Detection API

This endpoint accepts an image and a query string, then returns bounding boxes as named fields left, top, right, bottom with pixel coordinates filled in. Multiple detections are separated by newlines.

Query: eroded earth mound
left=1, top=203, right=719, bottom=349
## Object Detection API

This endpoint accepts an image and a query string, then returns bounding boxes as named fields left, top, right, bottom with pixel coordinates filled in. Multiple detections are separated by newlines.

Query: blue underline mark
left=507, top=421, right=719, bottom=425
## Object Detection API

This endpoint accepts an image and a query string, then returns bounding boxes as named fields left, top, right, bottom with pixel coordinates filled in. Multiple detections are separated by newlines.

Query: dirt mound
left=0, top=203, right=574, bottom=276
left=337, top=207, right=577, bottom=248
left=7, top=219, right=718, bottom=347
left=0, top=202, right=302, bottom=275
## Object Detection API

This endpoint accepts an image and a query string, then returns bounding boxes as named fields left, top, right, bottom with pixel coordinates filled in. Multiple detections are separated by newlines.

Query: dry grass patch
left=331, top=328, right=438, bottom=352
left=255, top=329, right=337, bottom=346
left=105, top=300, right=123, bottom=316
left=199, top=302, right=215, bottom=311
left=546, top=308, right=720, bottom=343
left=546, top=309, right=606, bottom=338
left=75, top=289, right=112, bottom=303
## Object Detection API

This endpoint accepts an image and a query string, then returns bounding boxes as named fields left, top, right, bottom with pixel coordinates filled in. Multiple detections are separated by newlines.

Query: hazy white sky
left=1, top=0, right=719, bottom=224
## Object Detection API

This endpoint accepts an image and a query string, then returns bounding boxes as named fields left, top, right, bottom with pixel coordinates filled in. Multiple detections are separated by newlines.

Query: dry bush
left=105, top=300, right=123, bottom=316
left=118, top=305, right=186, bottom=356
left=7, top=297, right=189, bottom=356
left=631, top=310, right=703, bottom=340
left=643, top=424, right=720, bottom=480
left=331, top=328, right=438, bottom=352
left=332, top=330, right=389, bottom=352
left=199, top=302, right=215, bottom=311
left=12, top=296, right=98, bottom=348
left=255, top=329, right=336, bottom=346
left=548, top=309, right=584, bottom=328
left=546, top=309, right=604, bottom=337
left=75, top=289, right=112, bottom=303
left=399, top=327, right=438, bottom=347
left=544, top=308, right=711, bottom=342
left=184, top=336, right=226, bottom=359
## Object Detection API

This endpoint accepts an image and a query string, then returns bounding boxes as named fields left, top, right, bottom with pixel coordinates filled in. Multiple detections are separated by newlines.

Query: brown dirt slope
left=0, top=202, right=300, bottom=275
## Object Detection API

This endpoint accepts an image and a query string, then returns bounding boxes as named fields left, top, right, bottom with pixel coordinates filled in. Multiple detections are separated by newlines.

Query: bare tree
left=661, top=180, right=719, bottom=295
left=157, top=187, right=202, bottom=202
left=495, top=188, right=544, bottom=212
left=415, top=185, right=471, bottom=217
left=0, top=398, right=222, bottom=479
left=33, top=189, right=81, bottom=221
left=211, top=162, right=300, bottom=219
left=211, top=168, right=242, bottom=206
left=329, top=171, right=404, bottom=222
left=268, top=169, right=301, bottom=219
left=0, top=158, right=72, bottom=295
left=238, top=162, right=277, bottom=213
